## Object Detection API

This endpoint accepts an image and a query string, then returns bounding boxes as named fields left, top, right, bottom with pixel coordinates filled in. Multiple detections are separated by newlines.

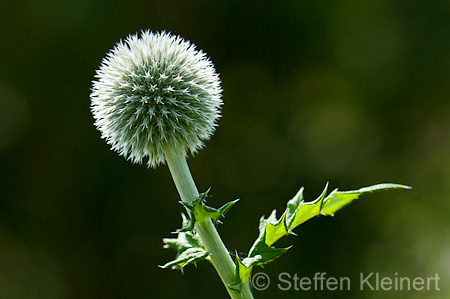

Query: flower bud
left=91, top=31, right=222, bottom=167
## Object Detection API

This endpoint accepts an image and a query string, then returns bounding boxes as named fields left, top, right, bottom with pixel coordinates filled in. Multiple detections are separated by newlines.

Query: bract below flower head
left=91, top=30, right=222, bottom=167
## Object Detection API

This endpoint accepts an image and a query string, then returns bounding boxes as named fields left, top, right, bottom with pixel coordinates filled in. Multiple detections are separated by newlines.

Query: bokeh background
left=0, top=0, right=449, bottom=298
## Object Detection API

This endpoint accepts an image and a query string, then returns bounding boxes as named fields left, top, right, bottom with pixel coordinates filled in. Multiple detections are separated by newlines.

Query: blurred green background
left=0, top=0, right=449, bottom=298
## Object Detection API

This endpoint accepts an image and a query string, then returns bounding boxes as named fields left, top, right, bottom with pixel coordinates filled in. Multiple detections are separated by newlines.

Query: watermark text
left=250, top=272, right=441, bottom=292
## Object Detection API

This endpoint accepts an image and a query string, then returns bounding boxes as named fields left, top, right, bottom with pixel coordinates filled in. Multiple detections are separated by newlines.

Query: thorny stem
left=163, top=147, right=254, bottom=299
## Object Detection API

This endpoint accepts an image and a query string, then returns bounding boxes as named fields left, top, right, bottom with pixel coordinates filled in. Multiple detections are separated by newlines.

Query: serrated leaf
left=162, top=214, right=209, bottom=270
left=285, top=187, right=304, bottom=228
left=245, top=241, right=290, bottom=267
left=287, top=183, right=329, bottom=232
left=321, top=183, right=411, bottom=216
left=182, top=190, right=239, bottom=226
left=246, top=214, right=291, bottom=268
left=201, top=198, right=240, bottom=222
left=265, top=210, right=288, bottom=246
left=176, top=212, right=197, bottom=233
left=258, top=184, right=329, bottom=248
left=229, top=257, right=252, bottom=292
left=163, top=190, right=240, bottom=271
left=161, top=247, right=209, bottom=269
left=247, top=236, right=291, bottom=267
left=165, top=214, right=203, bottom=248
left=242, top=182, right=410, bottom=272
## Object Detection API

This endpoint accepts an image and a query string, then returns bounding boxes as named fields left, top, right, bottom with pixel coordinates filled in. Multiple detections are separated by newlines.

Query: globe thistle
left=91, top=31, right=222, bottom=167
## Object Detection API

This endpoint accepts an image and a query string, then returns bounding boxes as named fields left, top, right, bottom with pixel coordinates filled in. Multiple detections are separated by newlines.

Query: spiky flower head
left=91, top=31, right=222, bottom=167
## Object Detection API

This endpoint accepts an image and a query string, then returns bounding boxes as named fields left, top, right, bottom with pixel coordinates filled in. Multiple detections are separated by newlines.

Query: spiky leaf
left=181, top=190, right=239, bottom=228
left=235, top=182, right=410, bottom=283
left=162, top=214, right=208, bottom=270
left=229, top=257, right=252, bottom=292
left=320, top=183, right=410, bottom=216
left=163, top=190, right=239, bottom=270
left=161, top=247, right=209, bottom=270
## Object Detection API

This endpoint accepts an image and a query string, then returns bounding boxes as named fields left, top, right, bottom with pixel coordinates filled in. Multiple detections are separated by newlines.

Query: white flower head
left=91, top=31, right=222, bottom=167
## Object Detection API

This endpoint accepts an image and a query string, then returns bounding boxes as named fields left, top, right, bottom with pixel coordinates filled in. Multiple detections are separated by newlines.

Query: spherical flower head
left=91, top=31, right=222, bottom=167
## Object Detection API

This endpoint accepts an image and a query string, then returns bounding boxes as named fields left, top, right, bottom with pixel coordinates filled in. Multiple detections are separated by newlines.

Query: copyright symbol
left=251, top=272, right=270, bottom=291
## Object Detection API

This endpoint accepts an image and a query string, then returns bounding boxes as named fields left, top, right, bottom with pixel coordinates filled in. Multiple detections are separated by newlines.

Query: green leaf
left=176, top=212, right=196, bottom=233
left=245, top=240, right=290, bottom=267
left=181, top=189, right=239, bottom=227
left=321, top=183, right=411, bottom=216
left=230, top=214, right=291, bottom=290
left=164, top=215, right=204, bottom=251
left=255, top=184, right=329, bottom=249
left=161, top=247, right=209, bottom=270
left=245, top=215, right=291, bottom=267
left=241, top=182, right=410, bottom=272
left=229, top=256, right=252, bottom=292
left=162, top=214, right=209, bottom=270
left=265, top=210, right=288, bottom=246
left=286, top=183, right=328, bottom=232
left=162, top=189, right=240, bottom=271
left=285, top=187, right=305, bottom=230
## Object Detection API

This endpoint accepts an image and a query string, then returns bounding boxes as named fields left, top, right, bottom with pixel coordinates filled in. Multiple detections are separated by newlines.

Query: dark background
left=0, top=0, right=449, bottom=298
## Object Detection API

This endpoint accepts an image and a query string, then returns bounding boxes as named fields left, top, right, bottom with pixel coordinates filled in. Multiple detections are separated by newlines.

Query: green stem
left=164, top=147, right=254, bottom=299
